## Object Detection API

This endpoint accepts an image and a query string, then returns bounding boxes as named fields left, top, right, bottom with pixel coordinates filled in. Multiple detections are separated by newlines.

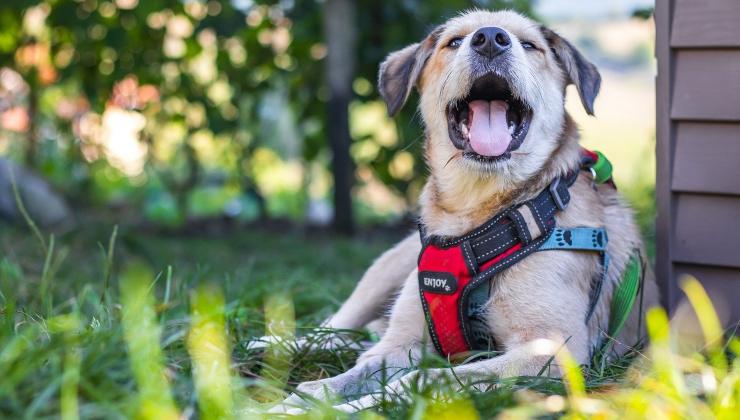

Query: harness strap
left=538, top=227, right=607, bottom=252
left=538, top=227, right=609, bottom=323
left=462, top=171, right=579, bottom=267
left=587, top=253, right=609, bottom=323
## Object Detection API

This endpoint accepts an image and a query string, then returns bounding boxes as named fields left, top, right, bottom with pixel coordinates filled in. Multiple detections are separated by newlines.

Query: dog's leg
left=270, top=268, right=430, bottom=414
left=246, top=233, right=420, bottom=353
left=333, top=336, right=586, bottom=413
left=333, top=288, right=592, bottom=415
left=326, top=232, right=421, bottom=330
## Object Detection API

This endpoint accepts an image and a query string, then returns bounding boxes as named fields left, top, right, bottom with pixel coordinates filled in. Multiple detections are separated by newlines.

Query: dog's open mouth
left=446, top=73, right=533, bottom=162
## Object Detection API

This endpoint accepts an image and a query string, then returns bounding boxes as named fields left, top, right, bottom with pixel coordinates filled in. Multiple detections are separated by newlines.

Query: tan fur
left=272, top=10, right=659, bottom=414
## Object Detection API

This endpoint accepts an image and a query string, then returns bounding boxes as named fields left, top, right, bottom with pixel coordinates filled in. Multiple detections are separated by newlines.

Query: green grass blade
left=8, top=167, right=46, bottom=253
left=258, top=292, right=295, bottom=403
left=48, top=314, right=82, bottom=420
left=100, top=225, right=118, bottom=304
left=119, top=262, right=179, bottom=420
left=680, top=276, right=728, bottom=375
left=188, top=284, right=236, bottom=420
left=40, top=234, right=55, bottom=314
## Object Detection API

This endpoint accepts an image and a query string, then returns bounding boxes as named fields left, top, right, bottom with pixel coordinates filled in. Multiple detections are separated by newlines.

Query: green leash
left=607, top=252, right=642, bottom=339
left=592, top=251, right=643, bottom=368
left=588, top=150, right=640, bottom=340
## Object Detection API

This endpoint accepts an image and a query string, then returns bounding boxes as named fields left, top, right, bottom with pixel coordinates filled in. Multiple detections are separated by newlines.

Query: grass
left=0, top=215, right=737, bottom=419
left=0, top=219, right=395, bottom=418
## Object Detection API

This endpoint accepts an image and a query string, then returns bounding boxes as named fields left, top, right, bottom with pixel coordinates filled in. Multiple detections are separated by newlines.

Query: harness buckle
left=589, top=167, right=598, bottom=190
left=549, top=177, right=568, bottom=211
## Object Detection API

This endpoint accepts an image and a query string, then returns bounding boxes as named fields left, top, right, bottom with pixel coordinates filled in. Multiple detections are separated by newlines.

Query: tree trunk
left=324, top=0, right=357, bottom=235
left=25, top=72, right=38, bottom=168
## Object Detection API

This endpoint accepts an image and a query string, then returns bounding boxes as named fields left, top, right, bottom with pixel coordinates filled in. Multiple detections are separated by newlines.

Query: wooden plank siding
left=675, top=264, right=740, bottom=324
left=656, top=0, right=740, bottom=326
left=673, top=194, right=740, bottom=269
left=671, top=0, right=740, bottom=48
left=673, top=123, right=740, bottom=196
left=671, top=50, right=740, bottom=121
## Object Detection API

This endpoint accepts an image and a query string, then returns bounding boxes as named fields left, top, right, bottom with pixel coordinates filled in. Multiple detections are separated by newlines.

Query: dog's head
left=378, top=10, right=600, bottom=182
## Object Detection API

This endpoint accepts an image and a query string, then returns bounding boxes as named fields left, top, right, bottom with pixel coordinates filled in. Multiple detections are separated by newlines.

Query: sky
left=536, top=0, right=654, bottom=20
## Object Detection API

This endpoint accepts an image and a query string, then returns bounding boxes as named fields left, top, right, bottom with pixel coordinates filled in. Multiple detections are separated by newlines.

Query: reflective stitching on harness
left=477, top=238, right=517, bottom=259
left=469, top=233, right=551, bottom=292
left=585, top=253, right=608, bottom=323
left=438, top=212, right=509, bottom=247
left=474, top=227, right=509, bottom=246
left=531, top=200, right=545, bottom=229
left=462, top=242, right=476, bottom=275
left=544, top=205, right=557, bottom=219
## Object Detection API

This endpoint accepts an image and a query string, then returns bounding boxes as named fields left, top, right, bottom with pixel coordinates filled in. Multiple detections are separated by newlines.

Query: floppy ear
left=540, top=26, right=601, bottom=115
left=378, top=29, right=440, bottom=117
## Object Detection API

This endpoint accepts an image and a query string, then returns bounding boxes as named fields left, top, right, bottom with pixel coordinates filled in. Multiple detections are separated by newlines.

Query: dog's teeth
left=508, top=124, right=515, bottom=134
left=461, top=122, right=469, bottom=136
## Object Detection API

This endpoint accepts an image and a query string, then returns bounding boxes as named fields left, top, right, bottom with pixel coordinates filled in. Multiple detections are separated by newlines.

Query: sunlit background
left=0, top=0, right=656, bottom=234
left=4, top=3, right=740, bottom=419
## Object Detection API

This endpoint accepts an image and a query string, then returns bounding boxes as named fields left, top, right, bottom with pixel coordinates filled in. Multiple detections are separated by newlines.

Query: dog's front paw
left=245, top=331, right=370, bottom=353
left=268, top=377, right=342, bottom=414
left=330, top=368, right=463, bottom=413
left=267, top=396, right=309, bottom=416
left=294, top=378, right=342, bottom=401
left=331, top=370, right=420, bottom=413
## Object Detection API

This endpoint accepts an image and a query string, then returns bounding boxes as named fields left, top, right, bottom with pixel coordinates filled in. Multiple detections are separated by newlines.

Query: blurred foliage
left=0, top=0, right=535, bottom=227
left=632, top=6, right=655, bottom=20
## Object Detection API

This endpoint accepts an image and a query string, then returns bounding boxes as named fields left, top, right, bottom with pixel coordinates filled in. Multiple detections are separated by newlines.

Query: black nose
left=470, top=27, right=511, bottom=59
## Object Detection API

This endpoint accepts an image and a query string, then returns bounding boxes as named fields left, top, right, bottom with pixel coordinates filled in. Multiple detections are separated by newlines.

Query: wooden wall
left=656, top=0, right=740, bottom=326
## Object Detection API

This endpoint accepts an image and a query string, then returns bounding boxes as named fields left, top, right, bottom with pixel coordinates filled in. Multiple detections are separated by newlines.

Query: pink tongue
left=468, top=100, right=511, bottom=157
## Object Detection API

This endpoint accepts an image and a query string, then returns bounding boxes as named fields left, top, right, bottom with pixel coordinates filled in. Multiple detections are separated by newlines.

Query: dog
left=273, top=9, right=659, bottom=413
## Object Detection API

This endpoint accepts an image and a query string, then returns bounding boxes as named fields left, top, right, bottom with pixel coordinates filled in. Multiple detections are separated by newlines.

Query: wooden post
left=324, top=0, right=357, bottom=235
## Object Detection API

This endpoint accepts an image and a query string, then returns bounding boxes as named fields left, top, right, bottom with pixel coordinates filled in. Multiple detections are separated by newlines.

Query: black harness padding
left=425, top=170, right=579, bottom=261
left=468, top=183, right=569, bottom=264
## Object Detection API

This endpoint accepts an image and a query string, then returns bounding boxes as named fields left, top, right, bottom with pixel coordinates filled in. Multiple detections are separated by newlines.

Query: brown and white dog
left=274, top=9, right=659, bottom=413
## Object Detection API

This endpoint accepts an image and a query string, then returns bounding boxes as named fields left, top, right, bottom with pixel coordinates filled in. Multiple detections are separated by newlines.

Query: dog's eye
left=447, top=37, right=464, bottom=49
left=521, top=41, right=537, bottom=51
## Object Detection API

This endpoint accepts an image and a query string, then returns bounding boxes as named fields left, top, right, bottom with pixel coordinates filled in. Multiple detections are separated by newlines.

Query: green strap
left=592, top=151, right=613, bottom=184
left=607, top=253, right=641, bottom=338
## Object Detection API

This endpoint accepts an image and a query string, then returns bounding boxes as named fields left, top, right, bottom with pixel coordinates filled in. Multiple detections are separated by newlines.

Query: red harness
left=418, top=239, right=523, bottom=356
left=417, top=151, right=606, bottom=358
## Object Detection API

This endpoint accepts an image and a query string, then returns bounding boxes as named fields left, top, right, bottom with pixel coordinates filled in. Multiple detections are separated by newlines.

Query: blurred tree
left=0, top=1, right=55, bottom=167
left=0, top=0, right=535, bottom=230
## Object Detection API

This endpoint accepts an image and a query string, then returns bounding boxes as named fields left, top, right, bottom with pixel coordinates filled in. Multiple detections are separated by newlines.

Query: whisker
left=440, top=71, right=454, bottom=98
left=444, top=152, right=461, bottom=168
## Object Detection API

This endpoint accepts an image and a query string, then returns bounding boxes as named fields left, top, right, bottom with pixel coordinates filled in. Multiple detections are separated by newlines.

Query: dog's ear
left=540, top=26, right=601, bottom=115
left=378, top=28, right=440, bottom=117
